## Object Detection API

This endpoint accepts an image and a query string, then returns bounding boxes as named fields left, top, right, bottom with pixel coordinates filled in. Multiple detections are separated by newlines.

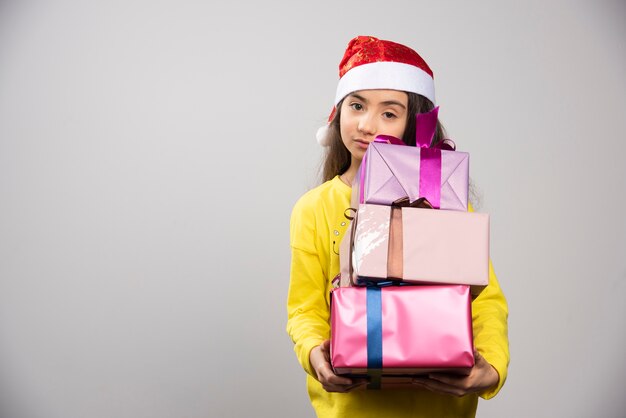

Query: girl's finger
left=412, top=378, right=464, bottom=397
left=324, top=372, right=353, bottom=386
left=427, top=373, right=467, bottom=386
left=345, top=381, right=368, bottom=392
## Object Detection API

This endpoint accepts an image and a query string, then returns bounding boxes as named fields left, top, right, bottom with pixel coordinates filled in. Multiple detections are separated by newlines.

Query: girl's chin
left=351, top=149, right=366, bottom=161
left=351, top=144, right=368, bottom=155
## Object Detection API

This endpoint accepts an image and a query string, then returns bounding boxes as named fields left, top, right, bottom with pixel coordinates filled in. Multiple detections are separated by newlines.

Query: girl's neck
left=340, top=157, right=362, bottom=186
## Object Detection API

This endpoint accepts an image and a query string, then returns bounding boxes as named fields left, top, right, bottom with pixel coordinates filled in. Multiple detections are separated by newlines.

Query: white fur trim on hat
left=335, top=61, right=435, bottom=106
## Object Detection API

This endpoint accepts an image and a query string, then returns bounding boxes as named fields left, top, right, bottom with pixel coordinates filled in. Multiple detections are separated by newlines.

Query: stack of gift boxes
left=330, top=108, right=490, bottom=389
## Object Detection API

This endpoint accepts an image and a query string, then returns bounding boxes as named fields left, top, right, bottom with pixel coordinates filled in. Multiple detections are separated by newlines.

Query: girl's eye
left=383, top=112, right=397, bottom=119
left=350, top=103, right=363, bottom=111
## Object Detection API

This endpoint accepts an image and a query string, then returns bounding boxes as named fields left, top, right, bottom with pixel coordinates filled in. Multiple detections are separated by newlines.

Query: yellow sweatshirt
left=287, top=175, right=509, bottom=418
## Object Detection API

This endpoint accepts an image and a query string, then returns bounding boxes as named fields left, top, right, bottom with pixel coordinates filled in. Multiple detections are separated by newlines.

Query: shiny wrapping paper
left=351, top=204, right=489, bottom=293
left=359, top=141, right=469, bottom=211
left=330, top=285, right=474, bottom=376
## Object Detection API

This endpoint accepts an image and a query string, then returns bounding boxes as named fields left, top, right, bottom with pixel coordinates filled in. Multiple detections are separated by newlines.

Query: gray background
left=1, top=0, right=624, bottom=417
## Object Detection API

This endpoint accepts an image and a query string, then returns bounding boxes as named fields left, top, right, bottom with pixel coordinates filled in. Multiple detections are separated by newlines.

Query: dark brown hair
left=321, top=92, right=447, bottom=183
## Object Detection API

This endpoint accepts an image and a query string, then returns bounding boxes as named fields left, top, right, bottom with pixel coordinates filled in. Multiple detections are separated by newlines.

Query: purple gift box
left=357, top=107, right=469, bottom=211
left=359, top=142, right=469, bottom=211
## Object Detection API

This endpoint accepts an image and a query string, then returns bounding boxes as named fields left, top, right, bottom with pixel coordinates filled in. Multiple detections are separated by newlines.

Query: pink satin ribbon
left=416, top=107, right=453, bottom=209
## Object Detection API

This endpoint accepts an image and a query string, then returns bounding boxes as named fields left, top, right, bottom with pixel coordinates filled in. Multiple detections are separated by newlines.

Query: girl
left=287, top=36, right=509, bottom=418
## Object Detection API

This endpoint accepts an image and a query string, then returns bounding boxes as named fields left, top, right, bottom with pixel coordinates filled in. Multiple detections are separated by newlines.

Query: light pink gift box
left=350, top=203, right=489, bottom=293
left=330, top=285, right=474, bottom=375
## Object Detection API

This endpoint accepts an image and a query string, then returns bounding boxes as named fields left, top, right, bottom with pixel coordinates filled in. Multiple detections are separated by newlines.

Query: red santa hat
left=317, top=35, right=436, bottom=146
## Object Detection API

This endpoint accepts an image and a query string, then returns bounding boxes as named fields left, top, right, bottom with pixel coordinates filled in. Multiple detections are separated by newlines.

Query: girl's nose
left=358, top=113, right=376, bottom=136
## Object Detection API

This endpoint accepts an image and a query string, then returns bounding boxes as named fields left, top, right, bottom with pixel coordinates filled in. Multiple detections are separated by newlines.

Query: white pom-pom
left=316, top=124, right=331, bottom=147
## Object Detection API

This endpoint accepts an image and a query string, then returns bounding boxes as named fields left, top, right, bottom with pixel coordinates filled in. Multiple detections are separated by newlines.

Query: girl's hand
left=412, top=350, right=499, bottom=397
left=310, top=340, right=368, bottom=393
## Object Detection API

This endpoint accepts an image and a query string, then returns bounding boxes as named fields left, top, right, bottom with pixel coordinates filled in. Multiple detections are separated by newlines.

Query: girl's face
left=340, top=89, right=409, bottom=161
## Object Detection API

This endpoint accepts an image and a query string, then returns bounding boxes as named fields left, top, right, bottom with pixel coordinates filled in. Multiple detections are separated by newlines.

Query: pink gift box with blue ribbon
left=330, top=284, right=474, bottom=389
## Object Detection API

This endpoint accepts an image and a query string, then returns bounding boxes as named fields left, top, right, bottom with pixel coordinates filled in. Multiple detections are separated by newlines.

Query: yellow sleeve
left=286, top=197, right=331, bottom=378
left=468, top=203, right=510, bottom=399
left=472, top=261, right=509, bottom=399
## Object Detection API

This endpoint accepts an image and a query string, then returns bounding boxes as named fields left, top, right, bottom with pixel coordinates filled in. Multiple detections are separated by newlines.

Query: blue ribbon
left=366, top=286, right=383, bottom=389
